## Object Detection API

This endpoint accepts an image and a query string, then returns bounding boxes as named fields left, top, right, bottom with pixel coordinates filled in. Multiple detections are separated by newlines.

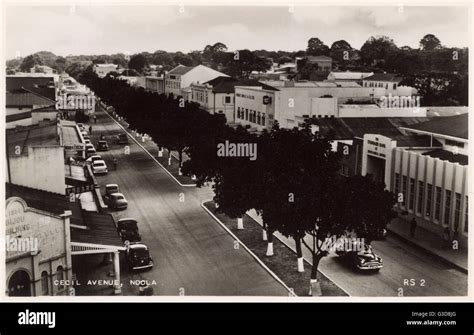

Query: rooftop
left=204, top=76, right=279, bottom=93
left=71, top=211, right=124, bottom=248
left=422, top=149, right=468, bottom=165
left=6, top=183, right=69, bottom=215
left=328, top=72, right=374, bottom=80
left=168, top=65, right=194, bottom=75
left=363, top=73, right=403, bottom=82
left=6, top=89, right=56, bottom=107
left=404, top=113, right=468, bottom=139
left=7, top=122, right=58, bottom=156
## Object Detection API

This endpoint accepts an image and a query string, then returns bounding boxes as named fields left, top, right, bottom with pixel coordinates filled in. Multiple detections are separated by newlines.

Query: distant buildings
left=327, top=71, right=374, bottom=83
left=145, top=76, right=165, bottom=94
left=93, top=64, right=118, bottom=78
left=164, top=64, right=229, bottom=98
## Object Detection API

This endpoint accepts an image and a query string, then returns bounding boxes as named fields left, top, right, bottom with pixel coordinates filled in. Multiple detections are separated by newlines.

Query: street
left=91, top=107, right=467, bottom=297
left=90, top=108, right=288, bottom=296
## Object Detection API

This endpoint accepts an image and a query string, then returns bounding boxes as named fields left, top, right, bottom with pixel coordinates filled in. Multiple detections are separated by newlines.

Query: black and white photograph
left=2, top=0, right=471, bottom=305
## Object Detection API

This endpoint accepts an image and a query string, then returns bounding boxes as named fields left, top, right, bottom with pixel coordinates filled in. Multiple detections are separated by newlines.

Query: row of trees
left=76, top=69, right=397, bottom=295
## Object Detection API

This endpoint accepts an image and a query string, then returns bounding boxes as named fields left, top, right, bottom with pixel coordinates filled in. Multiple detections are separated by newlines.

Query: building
left=327, top=71, right=374, bottom=83
left=362, top=73, right=403, bottom=95
left=363, top=114, right=468, bottom=246
left=190, top=76, right=275, bottom=123
left=164, top=64, right=229, bottom=97
left=297, top=56, right=333, bottom=80
left=6, top=186, right=73, bottom=296
left=93, top=64, right=118, bottom=78
left=145, top=76, right=165, bottom=94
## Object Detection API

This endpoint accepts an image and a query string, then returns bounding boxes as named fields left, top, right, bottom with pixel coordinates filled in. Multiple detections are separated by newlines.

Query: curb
left=386, top=228, right=468, bottom=274
left=245, top=210, right=352, bottom=297
left=201, top=201, right=296, bottom=297
left=100, top=106, right=196, bottom=188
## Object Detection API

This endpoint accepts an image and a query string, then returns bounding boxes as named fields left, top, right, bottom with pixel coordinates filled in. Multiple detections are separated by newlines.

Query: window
left=409, top=178, right=415, bottom=210
left=262, top=113, right=266, bottom=126
left=454, top=193, right=461, bottom=230
left=237, top=107, right=241, bottom=119
left=426, top=184, right=433, bottom=217
left=245, top=109, right=249, bottom=120
left=225, top=96, right=231, bottom=104
left=402, top=176, right=407, bottom=206
left=444, top=190, right=452, bottom=225
left=435, top=187, right=442, bottom=220
left=341, top=164, right=349, bottom=177
left=41, top=271, right=49, bottom=295
left=464, top=196, right=468, bottom=233
left=257, top=112, right=261, bottom=125
left=393, top=83, right=397, bottom=90
left=394, top=173, right=400, bottom=202
left=445, top=139, right=465, bottom=148
left=417, top=181, right=424, bottom=214
left=56, top=266, right=64, bottom=290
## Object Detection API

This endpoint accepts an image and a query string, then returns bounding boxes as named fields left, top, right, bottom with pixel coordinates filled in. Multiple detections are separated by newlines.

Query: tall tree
left=420, top=34, right=442, bottom=51
left=19, top=54, right=43, bottom=72
left=128, top=54, right=148, bottom=73
left=360, top=35, right=398, bottom=66
left=306, top=38, right=330, bottom=56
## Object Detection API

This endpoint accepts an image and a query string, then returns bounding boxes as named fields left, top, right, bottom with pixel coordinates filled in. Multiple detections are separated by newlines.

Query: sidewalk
left=388, top=217, right=467, bottom=273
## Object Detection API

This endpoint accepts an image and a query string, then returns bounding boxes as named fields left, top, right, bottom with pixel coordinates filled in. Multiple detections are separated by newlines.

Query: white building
left=361, top=114, right=468, bottom=246
left=165, top=64, right=229, bottom=98
left=327, top=71, right=374, bottom=82
left=93, top=64, right=118, bottom=78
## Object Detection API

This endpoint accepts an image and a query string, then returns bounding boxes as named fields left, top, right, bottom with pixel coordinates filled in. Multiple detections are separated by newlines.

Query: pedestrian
left=100, top=133, right=105, bottom=140
left=113, top=157, right=118, bottom=170
left=94, top=114, right=97, bottom=124
left=89, top=125, right=92, bottom=134
left=409, top=217, right=417, bottom=238
left=442, top=227, right=451, bottom=249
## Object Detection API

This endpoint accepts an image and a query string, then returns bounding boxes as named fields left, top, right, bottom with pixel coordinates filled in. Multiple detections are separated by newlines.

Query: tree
left=420, top=34, right=442, bottom=51
left=19, top=54, right=43, bottom=72
left=53, top=56, right=67, bottom=73
left=330, top=40, right=352, bottom=63
left=360, top=35, right=398, bottom=66
left=306, top=38, right=330, bottom=56
left=128, top=54, right=148, bottom=73
left=224, top=49, right=272, bottom=79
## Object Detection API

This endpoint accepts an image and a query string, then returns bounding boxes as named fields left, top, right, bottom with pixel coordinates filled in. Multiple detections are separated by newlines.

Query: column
left=113, top=251, right=122, bottom=295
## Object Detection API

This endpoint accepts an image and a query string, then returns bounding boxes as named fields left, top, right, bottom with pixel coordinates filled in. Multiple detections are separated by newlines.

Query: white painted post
left=168, top=156, right=172, bottom=166
left=262, top=230, right=268, bottom=241
left=158, top=149, right=163, bottom=157
left=178, top=168, right=182, bottom=176
left=309, top=279, right=322, bottom=296
left=113, top=251, right=122, bottom=295
left=237, top=217, right=244, bottom=230
left=297, top=257, right=305, bottom=272
left=266, top=242, right=274, bottom=256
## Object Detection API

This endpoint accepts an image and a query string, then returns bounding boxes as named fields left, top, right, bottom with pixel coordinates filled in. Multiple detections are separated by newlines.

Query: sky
left=4, top=4, right=470, bottom=59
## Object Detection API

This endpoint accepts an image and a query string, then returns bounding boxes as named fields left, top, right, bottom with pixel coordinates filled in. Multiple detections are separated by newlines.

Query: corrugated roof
left=6, top=90, right=55, bottom=107
left=71, top=212, right=124, bottom=247
left=363, top=73, right=403, bottom=82
left=422, top=149, right=468, bottom=165
left=205, top=76, right=278, bottom=93
left=312, top=117, right=431, bottom=140
left=168, top=65, right=194, bottom=75
left=6, top=183, right=69, bottom=212
left=6, top=122, right=58, bottom=156
left=405, top=114, right=468, bottom=139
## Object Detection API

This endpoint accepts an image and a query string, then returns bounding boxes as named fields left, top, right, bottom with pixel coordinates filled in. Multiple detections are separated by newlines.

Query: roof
left=70, top=212, right=124, bottom=248
left=168, top=65, right=194, bottom=75
left=426, top=106, right=469, bottom=117
left=6, top=122, right=58, bottom=156
left=329, top=72, right=374, bottom=80
left=422, top=149, right=468, bottom=165
left=6, top=89, right=55, bottom=107
left=6, top=111, right=32, bottom=122
left=94, top=63, right=117, bottom=67
left=363, top=73, right=403, bottom=82
left=311, top=117, right=431, bottom=140
left=404, top=114, right=468, bottom=139
left=307, top=55, right=332, bottom=62
left=392, top=135, right=442, bottom=148
left=6, top=76, right=55, bottom=90
left=6, top=183, right=69, bottom=214
left=204, top=76, right=279, bottom=93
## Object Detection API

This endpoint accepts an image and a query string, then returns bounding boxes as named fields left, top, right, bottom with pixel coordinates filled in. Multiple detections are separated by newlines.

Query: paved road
left=90, top=109, right=288, bottom=296
left=248, top=211, right=467, bottom=297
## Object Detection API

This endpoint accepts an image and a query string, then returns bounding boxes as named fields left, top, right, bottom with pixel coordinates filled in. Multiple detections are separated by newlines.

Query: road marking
left=100, top=107, right=196, bottom=188
left=201, top=201, right=297, bottom=297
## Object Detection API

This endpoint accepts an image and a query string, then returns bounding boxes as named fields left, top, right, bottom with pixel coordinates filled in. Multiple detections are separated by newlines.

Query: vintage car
left=336, top=240, right=383, bottom=271
left=116, top=133, right=129, bottom=145
left=86, top=154, right=102, bottom=164
left=116, top=218, right=141, bottom=243
left=106, top=193, right=128, bottom=210
left=97, top=140, right=109, bottom=151
left=126, top=243, right=153, bottom=271
left=91, top=160, right=108, bottom=175
left=104, top=184, right=120, bottom=197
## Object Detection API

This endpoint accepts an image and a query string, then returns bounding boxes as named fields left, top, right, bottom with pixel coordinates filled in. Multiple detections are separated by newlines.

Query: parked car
left=77, top=123, right=85, bottom=130
left=336, top=240, right=383, bottom=271
left=97, top=140, right=109, bottom=151
left=104, top=184, right=120, bottom=197
left=82, top=134, right=90, bottom=140
left=86, top=154, right=102, bottom=164
left=85, top=143, right=96, bottom=156
left=91, top=160, right=108, bottom=175
left=84, top=139, right=91, bottom=145
left=117, top=218, right=141, bottom=243
left=126, top=243, right=153, bottom=271
left=106, top=193, right=128, bottom=210
left=116, top=133, right=129, bottom=145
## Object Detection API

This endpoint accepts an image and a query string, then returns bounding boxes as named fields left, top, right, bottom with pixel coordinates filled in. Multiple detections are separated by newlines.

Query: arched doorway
left=8, top=270, right=32, bottom=296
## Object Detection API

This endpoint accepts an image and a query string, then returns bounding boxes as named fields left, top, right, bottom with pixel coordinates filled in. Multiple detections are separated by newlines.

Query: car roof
left=93, top=160, right=106, bottom=164
left=106, top=183, right=118, bottom=187
left=111, top=192, right=124, bottom=197
left=118, top=218, right=137, bottom=223
left=129, top=243, right=148, bottom=250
